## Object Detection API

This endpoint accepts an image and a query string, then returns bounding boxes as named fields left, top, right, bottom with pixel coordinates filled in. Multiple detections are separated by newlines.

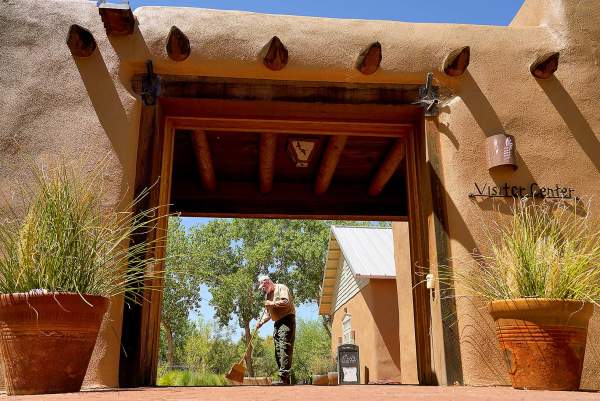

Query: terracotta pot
left=327, top=371, right=338, bottom=385
left=311, top=374, right=329, bottom=385
left=489, top=298, right=593, bottom=391
left=0, top=292, right=109, bottom=395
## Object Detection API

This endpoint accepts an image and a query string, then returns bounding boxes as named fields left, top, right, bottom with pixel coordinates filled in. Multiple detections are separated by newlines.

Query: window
left=342, top=313, right=353, bottom=344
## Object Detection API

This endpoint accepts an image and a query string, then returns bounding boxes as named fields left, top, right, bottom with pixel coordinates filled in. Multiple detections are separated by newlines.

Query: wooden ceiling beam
left=357, top=42, right=382, bottom=75
left=98, top=2, right=135, bottom=36
left=263, top=36, right=288, bottom=71
left=315, top=135, right=347, bottom=195
left=66, top=25, right=97, bottom=58
left=443, top=46, right=470, bottom=77
left=368, top=139, right=405, bottom=196
left=259, top=133, right=277, bottom=193
left=166, top=26, right=191, bottom=62
left=191, top=130, right=217, bottom=192
left=530, top=52, right=559, bottom=79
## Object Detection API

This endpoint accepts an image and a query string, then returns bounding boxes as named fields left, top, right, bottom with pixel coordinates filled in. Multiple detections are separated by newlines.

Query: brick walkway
left=3, top=386, right=600, bottom=401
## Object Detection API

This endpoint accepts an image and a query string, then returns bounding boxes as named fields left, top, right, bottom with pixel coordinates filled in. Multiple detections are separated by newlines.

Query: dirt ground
left=3, top=385, right=600, bottom=401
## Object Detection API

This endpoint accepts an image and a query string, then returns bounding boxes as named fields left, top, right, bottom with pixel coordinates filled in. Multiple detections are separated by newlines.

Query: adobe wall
left=330, top=280, right=401, bottom=384
left=1, top=0, right=599, bottom=389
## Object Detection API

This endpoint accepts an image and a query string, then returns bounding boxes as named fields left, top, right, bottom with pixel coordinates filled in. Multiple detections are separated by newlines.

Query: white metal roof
left=331, top=226, right=396, bottom=278
left=318, top=226, right=395, bottom=315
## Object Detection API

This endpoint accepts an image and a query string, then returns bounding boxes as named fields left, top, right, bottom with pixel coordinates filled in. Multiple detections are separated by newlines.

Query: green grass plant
left=450, top=200, right=600, bottom=305
left=0, top=164, right=163, bottom=300
left=156, top=370, right=228, bottom=386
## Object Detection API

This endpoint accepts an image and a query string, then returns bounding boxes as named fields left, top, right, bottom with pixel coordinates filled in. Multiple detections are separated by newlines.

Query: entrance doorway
left=120, top=77, right=435, bottom=388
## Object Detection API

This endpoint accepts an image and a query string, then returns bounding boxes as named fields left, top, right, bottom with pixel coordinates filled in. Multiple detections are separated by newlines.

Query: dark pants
left=273, top=314, right=295, bottom=383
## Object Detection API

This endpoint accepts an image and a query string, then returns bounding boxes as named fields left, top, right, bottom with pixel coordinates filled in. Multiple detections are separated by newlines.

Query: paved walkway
left=3, top=386, right=600, bottom=401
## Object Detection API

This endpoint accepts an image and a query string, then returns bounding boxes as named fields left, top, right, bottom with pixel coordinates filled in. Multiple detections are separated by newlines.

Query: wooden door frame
left=120, top=77, right=439, bottom=387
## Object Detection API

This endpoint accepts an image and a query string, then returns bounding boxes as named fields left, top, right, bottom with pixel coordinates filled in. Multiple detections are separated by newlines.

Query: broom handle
left=239, top=309, right=267, bottom=364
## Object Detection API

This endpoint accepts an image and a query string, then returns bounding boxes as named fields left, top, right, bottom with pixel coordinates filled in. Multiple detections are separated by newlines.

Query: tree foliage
left=160, top=216, right=203, bottom=368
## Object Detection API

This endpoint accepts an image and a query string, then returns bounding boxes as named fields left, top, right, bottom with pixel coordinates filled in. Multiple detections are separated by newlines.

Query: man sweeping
left=256, top=274, right=296, bottom=385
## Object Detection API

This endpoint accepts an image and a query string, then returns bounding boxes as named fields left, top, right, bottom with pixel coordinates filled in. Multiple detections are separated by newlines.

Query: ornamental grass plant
left=0, top=164, right=163, bottom=301
left=453, top=199, right=600, bottom=305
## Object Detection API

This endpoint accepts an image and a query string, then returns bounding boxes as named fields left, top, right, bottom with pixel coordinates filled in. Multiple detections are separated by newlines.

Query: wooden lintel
left=190, top=130, right=217, bottom=192
left=530, top=52, right=559, bottom=79
left=66, top=24, right=97, bottom=58
left=259, top=133, right=277, bottom=193
left=443, top=46, right=470, bottom=77
left=368, top=139, right=406, bottom=196
left=98, top=4, right=135, bottom=36
left=166, top=26, right=191, bottom=62
left=356, top=42, right=382, bottom=75
left=315, top=135, right=348, bottom=195
left=263, top=36, right=288, bottom=71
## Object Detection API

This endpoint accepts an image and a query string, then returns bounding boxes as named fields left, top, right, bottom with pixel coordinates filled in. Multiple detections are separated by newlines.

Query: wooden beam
left=443, top=46, right=470, bottom=77
left=66, top=25, right=97, bottom=58
left=259, top=133, right=277, bottom=193
left=263, top=36, right=288, bottom=71
left=356, top=42, right=382, bottom=75
left=190, top=130, right=217, bottom=192
left=166, top=26, right=190, bottom=62
left=315, top=135, right=347, bottom=195
left=98, top=3, right=135, bottom=36
left=530, top=52, right=559, bottom=79
left=368, top=139, right=405, bottom=196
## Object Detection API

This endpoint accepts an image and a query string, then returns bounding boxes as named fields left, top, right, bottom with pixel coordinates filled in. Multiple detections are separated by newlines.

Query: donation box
left=337, top=344, right=360, bottom=384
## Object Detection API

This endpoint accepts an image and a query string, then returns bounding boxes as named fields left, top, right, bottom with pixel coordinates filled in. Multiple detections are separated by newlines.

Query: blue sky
left=138, top=0, right=525, bottom=339
left=130, top=0, right=525, bottom=26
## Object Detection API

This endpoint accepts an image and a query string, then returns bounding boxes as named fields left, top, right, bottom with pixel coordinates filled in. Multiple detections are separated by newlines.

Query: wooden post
left=191, top=130, right=217, bottom=192
left=368, top=139, right=405, bottom=196
left=530, top=52, right=559, bottom=79
left=166, top=26, right=191, bottom=62
left=442, top=46, right=470, bottom=77
left=259, top=133, right=277, bottom=193
left=356, top=42, right=382, bottom=75
left=263, top=36, right=288, bottom=71
left=66, top=25, right=97, bottom=58
left=315, top=135, right=347, bottom=195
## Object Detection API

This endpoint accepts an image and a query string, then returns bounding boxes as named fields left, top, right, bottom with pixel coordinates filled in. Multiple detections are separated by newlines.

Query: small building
left=319, top=226, right=406, bottom=384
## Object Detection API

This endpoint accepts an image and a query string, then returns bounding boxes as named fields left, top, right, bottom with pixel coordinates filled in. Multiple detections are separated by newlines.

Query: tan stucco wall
left=331, top=280, right=401, bottom=384
left=0, top=0, right=140, bottom=388
left=2, top=0, right=600, bottom=389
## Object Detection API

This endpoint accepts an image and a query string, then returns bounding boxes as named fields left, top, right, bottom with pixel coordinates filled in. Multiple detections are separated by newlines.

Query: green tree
left=161, top=216, right=203, bottom=369
left=293, top=319, right=334, bottom=383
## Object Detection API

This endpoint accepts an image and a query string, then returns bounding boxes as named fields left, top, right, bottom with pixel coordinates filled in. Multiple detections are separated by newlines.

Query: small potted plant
left=450, top=200, right=600, bottom=390
left=0, top=165, right=162, bottom=395
left=327, top=356, right=338, bottom=385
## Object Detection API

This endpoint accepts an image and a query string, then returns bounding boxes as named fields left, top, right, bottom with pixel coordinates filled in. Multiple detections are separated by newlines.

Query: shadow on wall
left=537, top=76, right=600, bottom=174
left=458, top=72, right=538, bottom=215
left=106, top=24, right=152, bottom=92
left=455, top=296, right=510, bottom=385
left=73, top=50, right=132, bottom=181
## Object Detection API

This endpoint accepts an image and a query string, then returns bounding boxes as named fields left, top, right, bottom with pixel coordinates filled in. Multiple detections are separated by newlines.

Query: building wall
left=1, top=0, right=600, bottom=389
left=331, top=279, right=401, bottom=384
left=0, top=0, right=140, bottom=388
left=332, top=259, right=369, bottom=313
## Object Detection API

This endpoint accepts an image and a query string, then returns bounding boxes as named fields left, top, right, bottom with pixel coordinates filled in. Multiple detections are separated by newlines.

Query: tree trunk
left=162, top=321, right=175, bottom=370
left=244, top=319, right=254, bottom=377
left=321, top=315, right=332, bottom=338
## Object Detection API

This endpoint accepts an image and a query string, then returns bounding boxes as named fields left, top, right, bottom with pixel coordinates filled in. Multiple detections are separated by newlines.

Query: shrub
left=0, top=164, right=162, bottom=300
left=450, top=200, right=600, bottom=304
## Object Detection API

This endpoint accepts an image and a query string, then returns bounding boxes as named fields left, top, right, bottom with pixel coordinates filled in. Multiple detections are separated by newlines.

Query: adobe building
left=1, top=0, right=600, bottom=391
left=319, top=226, right=404, bottom=384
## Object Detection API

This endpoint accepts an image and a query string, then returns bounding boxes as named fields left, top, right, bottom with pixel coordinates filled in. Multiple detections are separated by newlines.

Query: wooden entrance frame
left=120, top=77, right=437, bottom=387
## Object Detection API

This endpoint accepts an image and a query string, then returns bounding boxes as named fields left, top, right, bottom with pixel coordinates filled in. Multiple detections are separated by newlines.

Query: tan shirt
left=265, top=283, right=295, bottom=322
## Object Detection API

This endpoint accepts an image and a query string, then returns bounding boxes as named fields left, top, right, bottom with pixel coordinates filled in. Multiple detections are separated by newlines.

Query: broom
left=226, top=310, right=266, bottom=383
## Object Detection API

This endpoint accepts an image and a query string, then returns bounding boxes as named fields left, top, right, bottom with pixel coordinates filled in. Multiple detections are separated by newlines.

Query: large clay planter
left=489, top=298, right=593, bottom=391
left=0, top=293, right=109, bottom=395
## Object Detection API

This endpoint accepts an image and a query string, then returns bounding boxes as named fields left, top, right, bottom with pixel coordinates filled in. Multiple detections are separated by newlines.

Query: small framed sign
left=337, top=344, right=360, bottom=384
